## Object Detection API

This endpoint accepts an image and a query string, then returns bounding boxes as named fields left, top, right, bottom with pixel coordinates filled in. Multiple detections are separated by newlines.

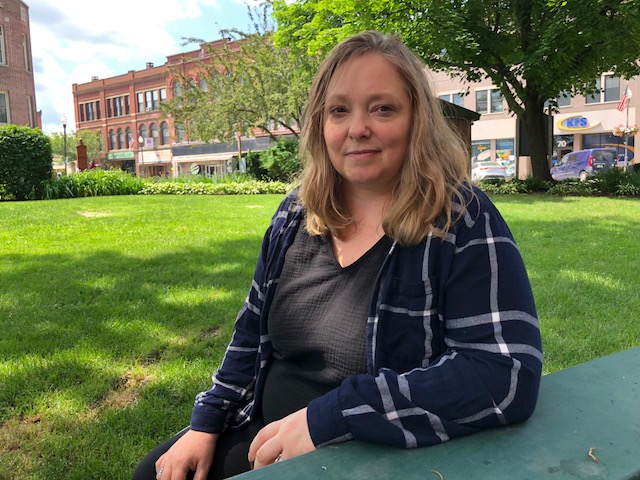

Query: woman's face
left=323, top=52, right=412, bottom=195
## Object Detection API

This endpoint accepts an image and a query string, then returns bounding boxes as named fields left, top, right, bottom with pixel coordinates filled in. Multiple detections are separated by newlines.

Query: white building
left=431, top=71, right=637, bottom=172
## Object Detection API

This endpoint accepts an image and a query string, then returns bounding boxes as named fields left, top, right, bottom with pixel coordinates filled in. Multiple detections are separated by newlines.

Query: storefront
left=106, top=151, right=135, bottom=173
left=555, top=113, right=636, bottom=164
left=472, top=138, right=514, bottom=162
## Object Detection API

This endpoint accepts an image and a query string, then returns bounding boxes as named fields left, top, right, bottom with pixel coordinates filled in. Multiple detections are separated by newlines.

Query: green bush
left=0, top=124, right=52, bottom=200
left=252, top=139, right=301, bottom=182
left=139, top=180, right=289, bottom=195
left=41, top=168, right=146, bottom=199
left=475, top=177, right=553, bottom=195
left=547, top=179, right=601, bottom=196
left=547, top=168, right=640, bottom=197
left=160, top=173, right=256, bottom=185
left=245, top=150, right=268, bottom=180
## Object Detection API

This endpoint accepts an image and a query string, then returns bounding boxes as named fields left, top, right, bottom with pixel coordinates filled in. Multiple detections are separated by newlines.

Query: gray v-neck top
left=261, top=222, right=391, bottom=423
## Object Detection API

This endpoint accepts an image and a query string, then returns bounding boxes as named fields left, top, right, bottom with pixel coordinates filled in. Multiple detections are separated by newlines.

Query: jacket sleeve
left=189, top=232, right=268, bottom=433
left=307, top=190, right=543, bottom=448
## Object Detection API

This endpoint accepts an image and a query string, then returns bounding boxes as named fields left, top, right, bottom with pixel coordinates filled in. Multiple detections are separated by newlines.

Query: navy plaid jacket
left=190, top=186, right=543, bottom=449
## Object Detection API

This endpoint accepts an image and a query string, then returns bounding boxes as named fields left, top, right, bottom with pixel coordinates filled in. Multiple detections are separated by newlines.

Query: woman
left=134, top=31, right=542, bottom=480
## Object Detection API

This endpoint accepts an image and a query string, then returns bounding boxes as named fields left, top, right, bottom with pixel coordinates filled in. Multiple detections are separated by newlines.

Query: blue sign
left=558, top=116, right=599, bottom=131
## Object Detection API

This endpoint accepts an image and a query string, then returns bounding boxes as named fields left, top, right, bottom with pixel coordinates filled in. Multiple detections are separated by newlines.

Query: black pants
left=132, top=417, right=266, bottom=480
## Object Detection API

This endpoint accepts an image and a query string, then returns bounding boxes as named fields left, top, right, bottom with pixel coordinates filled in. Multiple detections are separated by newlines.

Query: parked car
left=471, top=161, right=508, bottom=182
left=550, top=148, right=617, bottom=182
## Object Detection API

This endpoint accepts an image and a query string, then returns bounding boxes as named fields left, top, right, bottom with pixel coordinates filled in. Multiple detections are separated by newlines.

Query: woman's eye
left=329, top=106, right=347, bottom=114
left=375, top=105, right=394, bottom=113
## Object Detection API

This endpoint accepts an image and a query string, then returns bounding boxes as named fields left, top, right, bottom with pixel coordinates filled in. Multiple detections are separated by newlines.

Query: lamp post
left=138, top=135, right=145, bottom=177
left=61, top=114, right=68, bottom=175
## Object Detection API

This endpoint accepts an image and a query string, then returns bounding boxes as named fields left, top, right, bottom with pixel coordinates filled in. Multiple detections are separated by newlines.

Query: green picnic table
left=232, top=346, right=640, bottom=479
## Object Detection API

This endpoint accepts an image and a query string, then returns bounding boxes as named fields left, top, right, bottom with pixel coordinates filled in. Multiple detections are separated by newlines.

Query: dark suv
left=551, top=148, right=618, bottom=182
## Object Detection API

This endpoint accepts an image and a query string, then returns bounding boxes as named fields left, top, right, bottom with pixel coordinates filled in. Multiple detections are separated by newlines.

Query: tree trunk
left=522, top=94, right=552, bottom=181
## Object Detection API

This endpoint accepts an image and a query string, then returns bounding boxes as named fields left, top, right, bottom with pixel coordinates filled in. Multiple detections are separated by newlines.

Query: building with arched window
left=72, top=37, right=307, bottom=178
left=0, top=0, right=40, bottom=128
left=72, top=38, right=251, bottom=177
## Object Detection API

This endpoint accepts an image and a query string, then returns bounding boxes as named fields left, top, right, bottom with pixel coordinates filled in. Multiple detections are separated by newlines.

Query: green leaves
left=161, top=3, right=319, bottom=144
left=273, top=0, right=640, bottom=180
left=0, top=125, right=53, bottom=200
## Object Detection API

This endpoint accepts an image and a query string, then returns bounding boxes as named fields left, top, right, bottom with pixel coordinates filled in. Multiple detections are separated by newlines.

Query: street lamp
left=138, top=135, right=145, bottom=177
left=61, top=114, right=68, bottom=175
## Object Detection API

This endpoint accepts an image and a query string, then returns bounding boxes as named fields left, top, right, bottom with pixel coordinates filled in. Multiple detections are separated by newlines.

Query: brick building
left=72, top=38, right=255, bottom=177
left=72, top=37, right=482, bottom=178
left=0, top=0, right=40, bottom=128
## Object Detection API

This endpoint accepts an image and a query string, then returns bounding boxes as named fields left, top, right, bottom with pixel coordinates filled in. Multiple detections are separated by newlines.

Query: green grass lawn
left=1, top=193, right=639, bottom=479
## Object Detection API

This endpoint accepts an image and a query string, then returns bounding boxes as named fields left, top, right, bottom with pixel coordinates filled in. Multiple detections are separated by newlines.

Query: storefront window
left=496, top=138, right=514, bottom=161
left=583, top=133, right=634, bottom=163
left=552, top=135, right=574, bottom=165
left=472, top=140, right=491, bottom=161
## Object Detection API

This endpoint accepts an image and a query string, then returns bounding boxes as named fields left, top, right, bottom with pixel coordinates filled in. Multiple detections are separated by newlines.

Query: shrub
left=547, top=180, right=601, bottom=196
left=253, top=139, right=301, bottom=182
left=0, top=125, right=52, bottom=200
left=139, top=180, right=289, bottom=196
left=41, top=168, right=146, bottom=199
left=163, top=173, right=256, bottom=185
left=519, top=176, right=553, bottom=193
left=592, top=167, right=628, bottom=195
left=475, top=177, right=553, bottom=194
left=547, top=168, right=640, bottom=197
left=245, top=150, right=268, bottom=180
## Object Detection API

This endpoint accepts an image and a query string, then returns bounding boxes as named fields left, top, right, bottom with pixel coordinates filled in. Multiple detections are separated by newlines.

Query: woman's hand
left=155, top=429, right=218, bottom=480
left=248, top=408, right=315, bottom=469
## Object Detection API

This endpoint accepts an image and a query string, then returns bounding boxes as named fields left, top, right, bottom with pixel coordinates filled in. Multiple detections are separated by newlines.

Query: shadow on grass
left=0, top=234, right=267, bottom=477
left=0, top=236, right=263, bottom=408
left=2, top=195, right=640, bottom=478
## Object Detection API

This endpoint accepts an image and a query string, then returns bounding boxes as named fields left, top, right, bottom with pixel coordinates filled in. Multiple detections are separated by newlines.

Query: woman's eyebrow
left=325, top=92, right=401, bottom=103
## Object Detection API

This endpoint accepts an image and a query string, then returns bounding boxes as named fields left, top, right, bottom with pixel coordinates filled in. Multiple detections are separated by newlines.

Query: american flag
left=617, top=86, right=631, bottom=112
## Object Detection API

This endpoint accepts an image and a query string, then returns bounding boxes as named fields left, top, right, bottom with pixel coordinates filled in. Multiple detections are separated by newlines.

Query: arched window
left=175, top=124, right=184, bottom=143
left=139, top=124, right=147, bottom=140
left=160, top=121, right=170, bottom=145
left=199, top=77, right=208, bottom=91
left=173, top=81, right=182, bottom=97
left=109, top=129, right=116, bottom=150
left=125, top=127, right=133, bottom=148
left=117, top=129, right=124, bottom=150
left=150, top=123, right=159, bottom=147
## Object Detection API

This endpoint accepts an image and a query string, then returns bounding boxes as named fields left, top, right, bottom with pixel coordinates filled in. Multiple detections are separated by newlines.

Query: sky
left=27, top=0, right=257, bottom=133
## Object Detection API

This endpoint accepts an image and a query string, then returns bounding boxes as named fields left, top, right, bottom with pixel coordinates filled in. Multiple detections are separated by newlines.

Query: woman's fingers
left=251, top=435, right=283, bottom=469
left=248, top=408, right=315, bottom=470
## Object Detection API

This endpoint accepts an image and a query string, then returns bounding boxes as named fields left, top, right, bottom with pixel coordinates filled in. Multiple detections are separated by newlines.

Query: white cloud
left=27, top=0, right=245, bottom=133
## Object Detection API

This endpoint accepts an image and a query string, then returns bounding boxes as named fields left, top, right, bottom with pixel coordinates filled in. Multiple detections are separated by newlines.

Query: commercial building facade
left=74, top=38, right=487, bottom=178
left=73, top=34, right=636, bottom=178
left=431, top=71, right=638, bottom=174
left=72, top=38, right=297, bottom=178
left=0, top=0, right=40, bottom=128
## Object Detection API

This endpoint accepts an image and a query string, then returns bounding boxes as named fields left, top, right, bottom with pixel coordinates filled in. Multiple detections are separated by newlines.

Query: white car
left=471, top=161, right=508, bottom=182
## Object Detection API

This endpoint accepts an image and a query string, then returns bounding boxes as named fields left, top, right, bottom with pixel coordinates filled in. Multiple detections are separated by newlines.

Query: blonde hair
left=298, top=31, right=471, bottom=246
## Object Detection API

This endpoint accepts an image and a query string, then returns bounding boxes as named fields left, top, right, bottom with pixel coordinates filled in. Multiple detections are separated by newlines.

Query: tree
left=0, top=125, right=52, bottom=200
left=272, top=0, right=640, bottom=180
left=161, top=2, right=321, bottom=143
left=49, top=129, right=104, bottom=165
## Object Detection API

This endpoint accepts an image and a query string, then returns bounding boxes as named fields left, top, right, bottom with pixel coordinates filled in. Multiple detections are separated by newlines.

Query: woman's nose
left=348, top=112, right=371, bottom=139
